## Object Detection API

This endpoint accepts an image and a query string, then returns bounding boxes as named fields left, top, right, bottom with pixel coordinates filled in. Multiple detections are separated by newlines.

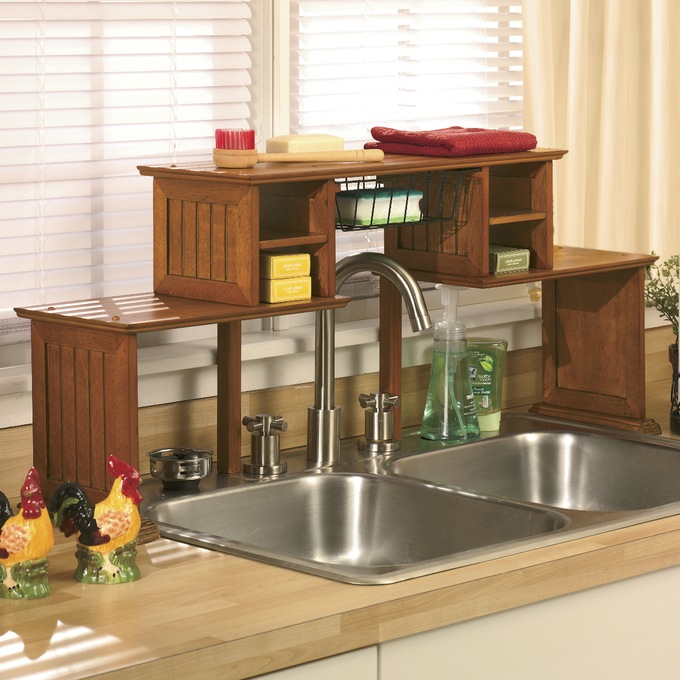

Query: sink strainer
left=148, top=447, right=213, bottom=490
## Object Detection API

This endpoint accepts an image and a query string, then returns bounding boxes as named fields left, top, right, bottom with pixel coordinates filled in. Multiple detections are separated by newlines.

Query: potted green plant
left=645, top=254, right=679, bottom=434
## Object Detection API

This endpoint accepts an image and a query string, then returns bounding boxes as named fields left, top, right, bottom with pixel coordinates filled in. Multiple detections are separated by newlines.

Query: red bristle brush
left=213, top=128, right=384, bottom=168
left=214, top=128, right=258, bottom=168
left=215, top=128, right=256, bottom=151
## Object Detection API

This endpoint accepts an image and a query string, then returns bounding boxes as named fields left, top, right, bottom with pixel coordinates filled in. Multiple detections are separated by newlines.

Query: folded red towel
left=364, top=126, right=537, bottom=157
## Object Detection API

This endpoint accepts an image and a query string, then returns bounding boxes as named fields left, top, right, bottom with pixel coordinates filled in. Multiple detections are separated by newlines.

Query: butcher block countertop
left=4, top=504, right=680, bottom=679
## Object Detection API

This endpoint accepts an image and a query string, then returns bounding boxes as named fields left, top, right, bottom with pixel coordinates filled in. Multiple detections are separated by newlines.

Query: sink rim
left=142, top=470, right=570, bottom=585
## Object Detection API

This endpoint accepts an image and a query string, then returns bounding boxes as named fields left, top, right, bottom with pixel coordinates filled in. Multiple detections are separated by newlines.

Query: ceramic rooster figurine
left=49, top=455, right=143, bottom=584
left=0, top=468, right=54, bottom=599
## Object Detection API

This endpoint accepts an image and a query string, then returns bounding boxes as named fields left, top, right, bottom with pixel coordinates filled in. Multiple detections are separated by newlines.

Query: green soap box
left=489, top=245, right=531, bottom=274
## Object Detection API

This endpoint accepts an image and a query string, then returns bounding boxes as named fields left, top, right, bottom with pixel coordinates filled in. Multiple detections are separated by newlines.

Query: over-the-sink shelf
left=15, top=149, right=659, bottom=501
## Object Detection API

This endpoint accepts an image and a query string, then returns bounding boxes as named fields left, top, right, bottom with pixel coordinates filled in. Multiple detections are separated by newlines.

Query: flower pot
left=670, top=343, right=680, bottom=435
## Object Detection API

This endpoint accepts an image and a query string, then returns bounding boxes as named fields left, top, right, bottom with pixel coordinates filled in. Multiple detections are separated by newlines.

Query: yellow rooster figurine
left=49, top=455, right=142, bottom=584
left=0, top=468, right=54, bottom=599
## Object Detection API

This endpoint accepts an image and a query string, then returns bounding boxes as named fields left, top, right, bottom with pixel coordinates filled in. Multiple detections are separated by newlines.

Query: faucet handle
left=358, top=392, right=401, bottom=454
left=358, top=392, right=400, bottom=411
left=242, top=414, right=288, bottom=435
left=242, top=414, right=288, bottom=476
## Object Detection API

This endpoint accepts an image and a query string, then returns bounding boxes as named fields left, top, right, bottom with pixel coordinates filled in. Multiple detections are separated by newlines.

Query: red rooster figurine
left=49, top=455, right=143, bottom=584
left=0, top=468, right=54, bottom=599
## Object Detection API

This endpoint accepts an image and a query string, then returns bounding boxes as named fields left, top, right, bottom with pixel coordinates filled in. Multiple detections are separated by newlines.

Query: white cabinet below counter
left=378, top=564, right=680, bottom=679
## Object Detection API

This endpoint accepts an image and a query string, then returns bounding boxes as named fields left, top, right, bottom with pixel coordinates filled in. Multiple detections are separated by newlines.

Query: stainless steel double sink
left=142, top=414, right=680, bottom=584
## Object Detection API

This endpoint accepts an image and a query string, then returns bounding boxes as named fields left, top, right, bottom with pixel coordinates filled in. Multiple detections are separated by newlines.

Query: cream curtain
left=523, top=0, right=680, bottom=260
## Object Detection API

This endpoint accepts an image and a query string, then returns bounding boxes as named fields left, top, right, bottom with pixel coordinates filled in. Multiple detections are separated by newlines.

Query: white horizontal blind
left=0, top=0, right=253, bottom=319
left=290, top=0, right=524, bottom=147
left=290, top=0, right=523, bottom=269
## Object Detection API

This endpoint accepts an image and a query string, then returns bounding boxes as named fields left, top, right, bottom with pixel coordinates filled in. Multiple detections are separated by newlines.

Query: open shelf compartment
left=385, top=159, right=555, bottom=280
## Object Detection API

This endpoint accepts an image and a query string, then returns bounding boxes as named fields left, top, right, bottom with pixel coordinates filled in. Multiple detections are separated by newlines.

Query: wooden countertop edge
left=90, top=516, right=680, bottom=680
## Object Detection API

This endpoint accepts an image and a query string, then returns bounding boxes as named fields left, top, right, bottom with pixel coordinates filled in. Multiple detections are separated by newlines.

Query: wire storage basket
left=335, top=170, right=478, bottom=232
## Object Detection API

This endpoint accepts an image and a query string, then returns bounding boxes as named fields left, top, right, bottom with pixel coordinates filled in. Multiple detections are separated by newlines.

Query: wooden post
left=217, top=321, right=243, bottom=473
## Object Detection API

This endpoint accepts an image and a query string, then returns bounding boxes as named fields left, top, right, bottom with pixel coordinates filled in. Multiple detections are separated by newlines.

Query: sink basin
left=386, top=431, right=680, bottom=512
left=143, top=472, right=566, bottom=584
left=143, top=416, right=680, bottom=585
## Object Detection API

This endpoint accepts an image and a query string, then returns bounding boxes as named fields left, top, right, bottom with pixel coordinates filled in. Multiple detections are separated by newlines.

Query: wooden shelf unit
left=16, top=149, right=660, bottom=499
left=147, top=175, right=337, bottom=306
left=393, top=246, right=658, bottom=434
left=15, top=293, right=350, bottom=500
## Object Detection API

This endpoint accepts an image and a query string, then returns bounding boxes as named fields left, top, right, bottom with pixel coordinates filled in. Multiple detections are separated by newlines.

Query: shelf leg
left=531, top=266, right=661, bottom=434
left=30, top=320, right=138, bottom=502
left=217, top=321, right=243, bottom=473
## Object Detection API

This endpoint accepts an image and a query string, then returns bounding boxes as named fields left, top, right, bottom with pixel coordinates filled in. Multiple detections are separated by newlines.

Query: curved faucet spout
left=307, top=252, right=432, bottom=467
left=336, top=252, right=432, bottom=333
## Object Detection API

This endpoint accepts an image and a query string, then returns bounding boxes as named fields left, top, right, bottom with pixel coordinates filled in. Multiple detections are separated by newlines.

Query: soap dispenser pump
left=420, top=285, right=480, bottom=443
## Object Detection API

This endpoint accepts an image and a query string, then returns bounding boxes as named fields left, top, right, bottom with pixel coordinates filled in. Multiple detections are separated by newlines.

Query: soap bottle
left=420, top=285, right=480, bottom=443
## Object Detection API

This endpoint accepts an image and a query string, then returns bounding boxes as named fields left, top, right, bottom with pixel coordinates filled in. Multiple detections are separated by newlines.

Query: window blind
left=289, top=0, right=523, bottom=271
left=1, top=1, right=523, bottom=320
left=290, top=0, right=524, bottom=147
left=0, top=0, right=254, bottom=319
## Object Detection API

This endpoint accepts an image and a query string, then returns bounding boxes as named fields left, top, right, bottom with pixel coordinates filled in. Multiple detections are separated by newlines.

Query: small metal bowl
left=148, top=447, right=213, bottom=490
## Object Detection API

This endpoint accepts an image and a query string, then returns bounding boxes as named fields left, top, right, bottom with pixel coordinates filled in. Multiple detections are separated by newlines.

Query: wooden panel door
left=153, top=177, right=259, bottom=306
left=533, top=265, right=660, bottom=433
left=31, top=321, right=138, bottom=501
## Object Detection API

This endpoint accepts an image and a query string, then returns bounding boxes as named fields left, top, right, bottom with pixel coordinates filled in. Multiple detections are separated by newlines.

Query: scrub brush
left=214, top=128, right=259, bottom=168
left=213, top=129, right=384, bottom=168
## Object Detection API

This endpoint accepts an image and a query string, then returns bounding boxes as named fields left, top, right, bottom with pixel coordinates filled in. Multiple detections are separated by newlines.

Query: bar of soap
left=489, top=244, right=531, bottom=273
left=260, top=276, right=312, bottom=303
left=260, top=252, right=311, bottom=279
left=265, top=134, right=344, bottom=154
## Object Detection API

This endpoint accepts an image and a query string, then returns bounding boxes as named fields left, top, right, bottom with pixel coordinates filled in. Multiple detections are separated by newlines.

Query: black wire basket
left=335, top=170, right=478, bottom=232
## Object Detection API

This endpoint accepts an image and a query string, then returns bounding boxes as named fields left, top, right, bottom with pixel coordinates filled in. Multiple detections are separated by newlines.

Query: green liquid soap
left=468, top=337, right=508, bottom=431
left=420, top=284, right=480, bottom=443
left=421, top=346, right=480, bottom=442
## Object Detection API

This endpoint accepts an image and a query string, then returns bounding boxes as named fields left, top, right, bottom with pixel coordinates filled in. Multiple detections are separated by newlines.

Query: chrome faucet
left=307, top=252, right=432, bottom=466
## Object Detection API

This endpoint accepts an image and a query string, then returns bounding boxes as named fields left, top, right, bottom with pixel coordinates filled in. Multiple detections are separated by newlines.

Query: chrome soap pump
left=420, top=284, right=480, bottom=443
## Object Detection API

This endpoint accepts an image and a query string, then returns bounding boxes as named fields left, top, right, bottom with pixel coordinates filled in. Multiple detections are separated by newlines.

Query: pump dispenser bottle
left=420, top=285, right=480, bottom=442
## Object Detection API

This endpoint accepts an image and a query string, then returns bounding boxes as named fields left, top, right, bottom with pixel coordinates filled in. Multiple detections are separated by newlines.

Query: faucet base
left=242, top=462, right=288, bottom=476
left=358, top=438, right=401, bottom=455
left=307, top=405, right=341, bottom=466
